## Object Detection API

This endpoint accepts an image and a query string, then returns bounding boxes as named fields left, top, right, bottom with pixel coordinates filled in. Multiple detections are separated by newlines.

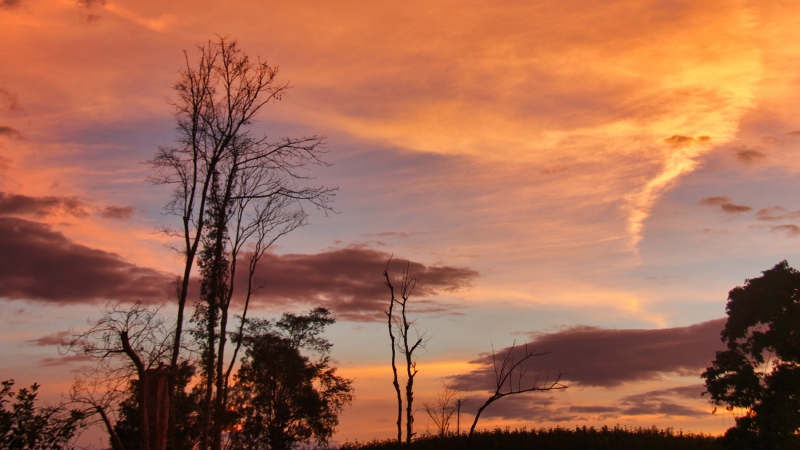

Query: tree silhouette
left=423, top=381, right=461, bottom=438
left=702, top=261, right=800, bottom=449
left=149, top=36, right=335, bottom=450
left=228, top=308, right=353, bottom=450
left=1, top=380, right=85, bottom=449
left=467, top=342, right=566, bottom=445
left=65, top=301, right=174, bottom=450
left=384, top=260, right=428, bottom=449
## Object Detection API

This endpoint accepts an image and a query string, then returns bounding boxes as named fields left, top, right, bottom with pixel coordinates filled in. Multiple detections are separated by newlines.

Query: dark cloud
left=456, top=385, right=707, bottom=423
left=568, top=405, right=619, bottom=413
left=664, top=135, right=709, bottom=147
left=0, top=88, right=20, bottom=111
left=698, top=196, right=751, bottom=214
left=719, top=203, right=752, bottom=213
left=76, top=0, right=105, bottom=7
left=99, top=205, right=135, bottom=219
left=460, top=394, right=578, bottom=423
left=0, top=0, right=23, bottom=10
left=697, top=196, right=729, bottom=206
left=770, top=224, right=800, bottom=237
left=239, top=247, right=478, bottom=321
left=361, top=231, right=421, bottom=239
left=761, top=136, right=786, bottom=145
left=732, top=146, right=766, bottom=164
left=452, top=319, right=725, bottom=389
left=27, top=331, right=70, bottom=347
left=617, top=385, right=707, bottom=418
left=0, top=217, right=173, bottom=303
left=0, top=125, right=21, bottom=139
left=0, top=191, right=89, bottom=218
left=39, top=354, right=92, bottom=367
left=540, top=164, right=569, bottom=175
left=756, top=206, right=800, bottom=222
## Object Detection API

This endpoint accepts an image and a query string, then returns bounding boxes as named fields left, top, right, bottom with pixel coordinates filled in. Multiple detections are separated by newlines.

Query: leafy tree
left=229, top=308, right=354, bottom=450
left=0, top=380, right=85, bottom=449
left=702, top=261, right=800, bottom=449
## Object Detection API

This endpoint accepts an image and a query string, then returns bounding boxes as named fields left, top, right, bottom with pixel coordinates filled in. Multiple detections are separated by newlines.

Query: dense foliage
left=702, top=261, right=800, bottom=449
left=0, top=380, right=85, bottom=450
left=340, top=426, right=723, bottom=450
left=229, top=308, right=354, bottom=450
left=109, top=309, right=353, bottom=450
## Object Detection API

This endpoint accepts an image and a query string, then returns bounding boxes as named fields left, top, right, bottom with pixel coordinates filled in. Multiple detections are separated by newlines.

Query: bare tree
left=65, top=301, right=174, bottom=450
left=467, top=342, right=566, bottom=445
left=384, top=261, right=428, bottom=449
left=150, top=36, right=334, bottom=450
left=454, top=398, right=467, bottom=435
left=423, top=381, right=460, bottom=438
left=383, top=260, right=403, bottom=447
left=69, top=376, right=128, bottom=450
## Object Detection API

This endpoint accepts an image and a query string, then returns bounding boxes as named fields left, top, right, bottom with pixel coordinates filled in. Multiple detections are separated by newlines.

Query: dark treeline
left=340, top=426, right=724, bottom=450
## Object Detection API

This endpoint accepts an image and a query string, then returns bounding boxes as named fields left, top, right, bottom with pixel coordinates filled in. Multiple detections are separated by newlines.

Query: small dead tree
left=384, top=260, right=428, bottom=449
left=64, top=302, right=174, bottom=450
left=69, top=376, right=128, bottom=450
left=467, top=342, right=566, bottom=444
left=423, top=381, right=460, bottom=438
left=454, top=398, right=467, bottom=435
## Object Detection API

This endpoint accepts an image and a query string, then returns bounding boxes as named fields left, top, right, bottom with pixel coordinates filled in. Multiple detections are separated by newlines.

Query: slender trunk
left=224, top=259, right=255, bottom=390
left=96, top=403, right=125, bottom=450
left=401, top=300, right=416, bottom=449
left=468, top=396, right=498, bottom=446
left=404, top=339, right=415, bottom=449
left=383, top=269, right=403, bottom=447
left=200, top=302, right=217, bottom=450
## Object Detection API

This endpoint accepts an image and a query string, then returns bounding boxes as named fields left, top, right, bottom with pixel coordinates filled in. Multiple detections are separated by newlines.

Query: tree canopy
left=229, top=308, right=354, bottom=450
left=702, top=260, right=800, bottom=449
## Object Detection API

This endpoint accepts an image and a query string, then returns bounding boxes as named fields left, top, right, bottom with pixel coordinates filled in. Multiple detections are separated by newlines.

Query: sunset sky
left=3, top=0, right=800, bottom=445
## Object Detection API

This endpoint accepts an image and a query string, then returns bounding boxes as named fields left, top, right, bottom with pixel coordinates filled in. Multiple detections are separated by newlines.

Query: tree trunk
left=145, top=368, right=171, bottom=450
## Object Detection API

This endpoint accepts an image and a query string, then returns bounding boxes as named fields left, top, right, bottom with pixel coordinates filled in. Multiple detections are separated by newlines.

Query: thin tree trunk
left=402, top=311, right=416, bottom=450
left=96, top=404, right=125, bottom=450
left=383, top=266, right=403, bottom=447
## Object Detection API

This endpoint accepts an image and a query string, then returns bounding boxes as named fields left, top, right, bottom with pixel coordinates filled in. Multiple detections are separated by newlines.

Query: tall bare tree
left=467, top=342, right=566, bottom=445
left=150, top=37, right=334, bottom=450
left=383, top=261, right=403, bottom=447
left=384, top=261, right=428, bottom=449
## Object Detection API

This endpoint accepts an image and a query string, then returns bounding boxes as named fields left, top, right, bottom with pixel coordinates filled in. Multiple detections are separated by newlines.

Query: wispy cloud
left=770, top=224, right=800, bottom=237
